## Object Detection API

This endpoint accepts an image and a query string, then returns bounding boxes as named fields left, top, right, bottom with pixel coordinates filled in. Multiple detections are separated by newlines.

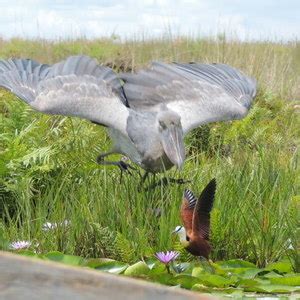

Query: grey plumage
left=0, top=55, right=257, bottom=173
left=121, top=61, right=256, bottom=134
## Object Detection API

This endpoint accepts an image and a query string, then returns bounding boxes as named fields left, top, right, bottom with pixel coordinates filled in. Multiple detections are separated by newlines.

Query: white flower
left=42, top=220, right=70, bottom=231
left=286, top=238, right=294, bottom=250
left=9, top=240, right=31, bottom=250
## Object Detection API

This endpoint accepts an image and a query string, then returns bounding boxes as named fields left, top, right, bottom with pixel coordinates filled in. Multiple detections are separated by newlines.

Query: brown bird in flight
left=173, top=178, right=216, bottom=259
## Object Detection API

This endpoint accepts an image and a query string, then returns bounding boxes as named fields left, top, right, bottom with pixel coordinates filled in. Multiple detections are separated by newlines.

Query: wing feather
left=122, top=62, right=256, bottom=134
left=180, top=189, right=197, bottom=238
left=0, top=55, right=129, bottom=135
left=192, top=179, right=216, bottom=240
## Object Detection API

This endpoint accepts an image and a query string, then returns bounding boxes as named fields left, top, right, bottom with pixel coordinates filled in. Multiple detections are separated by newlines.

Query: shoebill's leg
left=140, top=171, right=149, bottom=185
left=137, top=171, right=150, bottom=192
left=146, top=177, right=191, bottom=190
left=96, top=152, right=137, bottom=183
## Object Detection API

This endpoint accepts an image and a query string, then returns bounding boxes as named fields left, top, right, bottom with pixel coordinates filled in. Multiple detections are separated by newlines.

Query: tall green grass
left=0, top=36, right=299, bottom=270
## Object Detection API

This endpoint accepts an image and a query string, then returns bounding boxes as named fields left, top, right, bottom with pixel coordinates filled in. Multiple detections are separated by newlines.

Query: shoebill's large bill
left=0, top=55, right=257, bottom=178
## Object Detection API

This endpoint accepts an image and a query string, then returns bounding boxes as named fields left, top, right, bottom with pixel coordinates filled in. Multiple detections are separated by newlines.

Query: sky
left=0, top=0, right=299, bottom=41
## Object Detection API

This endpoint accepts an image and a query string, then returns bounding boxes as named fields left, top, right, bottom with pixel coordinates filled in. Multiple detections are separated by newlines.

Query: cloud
left=0, top=0, right=298, bottom=40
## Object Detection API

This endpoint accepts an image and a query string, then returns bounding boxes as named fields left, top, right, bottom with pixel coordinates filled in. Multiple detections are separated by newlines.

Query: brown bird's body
left=175, top=179, right=216, bottom=259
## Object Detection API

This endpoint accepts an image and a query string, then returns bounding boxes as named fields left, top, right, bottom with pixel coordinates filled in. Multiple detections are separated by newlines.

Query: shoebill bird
left=0, top=55, right=256, bottom=180
left=173, top=179, right=216, bottom=258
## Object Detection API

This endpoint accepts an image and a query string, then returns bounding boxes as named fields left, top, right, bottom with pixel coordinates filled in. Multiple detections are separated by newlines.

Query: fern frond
left=115, top=232, right=136, bottom=263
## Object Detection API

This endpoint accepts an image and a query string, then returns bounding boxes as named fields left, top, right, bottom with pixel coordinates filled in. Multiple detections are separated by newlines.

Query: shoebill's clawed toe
left=117, top=161, right=138, bottom=182
left=117, top=160, right=136, bottom=175
left=146, top=177, right=191, bottom=190
left=96, top=152, right=137, bottom=183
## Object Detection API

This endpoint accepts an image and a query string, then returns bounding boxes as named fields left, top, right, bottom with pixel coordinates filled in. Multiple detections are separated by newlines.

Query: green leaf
left=261, top=270, right=283, bottom=278
left=174, top=274, right=200, bottom=289
left=197, top=274, right=238, bottom=288
left=191, top=284, right=212, bottom=293
left=17, top=250, right=43, bottom=259
left=45, top=251, right=84, bottom=266
left=173, top=262, right=193, bottom=274
left=265, top=259, right=293, bottom=273
left=192, top=266, right=205, bottom=277
left=209, top=263, right=227, bottom=275
left=144, top=258, right=157, bottom=270
left=236, top=268, right=261, bottom=279
left=147, top=263, right=166, bottom=275
left=192, top=285, right=244, bottom=296
left=148, top=273, right=175, bottom=285
left=216, top=259, right=256, bottom=269
left=124, top=261, right=150, bottom=276
left=198, top=260, right=215, bottom=273
left=270, top=275, right=300, bottom=286
left=213, top=287, right=244, bottom=295
left=238, top=278, right=263, bottom=287
left=85, top=258, right=128, bottom=274
left=245, top=284, right=300, bottom=294
left=211, top=287, right=244, bottom=296
left=215, top=266, right=261, bottom=278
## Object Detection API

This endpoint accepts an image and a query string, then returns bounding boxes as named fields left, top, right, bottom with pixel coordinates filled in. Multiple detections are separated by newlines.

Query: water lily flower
left=155, top=251, right=180, bottom=264
left=9, top=240, right=31, bottom=250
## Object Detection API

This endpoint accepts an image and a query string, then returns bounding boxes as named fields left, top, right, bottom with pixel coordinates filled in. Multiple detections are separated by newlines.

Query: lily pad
left=148, top=273, right=175, bottom=285
left=270, top=275, right=300, bottom=286
left=216, top=259, right=256, bottom=269
left=86, top=258, right=128, bottom=274
left=124, top=261, right=150, bottom=276
left=192, top=285, right=244, bottom=296
left=191, top=284, right=212, bottom=293
left=262, top=271, right=283, bottom=279
left=197, top=274, right=238, bottom=288
left=147, top=262, right=166, bottom=275
left=144, top=258, right=157, bottom=270
left=192, top=266, right=205, bottom=277
left=236, top=268, right=262, bottom=279
left=174, top=274, right=200, bottom=289
left=244, top=284, right=300, bottom=294
left=265, top=259, right=293, bottom=273
left=173, top=262, right=192, bottom=274
left=45, top=251, right=84, bottom=266
left=238, top=278, right=263, bottom=288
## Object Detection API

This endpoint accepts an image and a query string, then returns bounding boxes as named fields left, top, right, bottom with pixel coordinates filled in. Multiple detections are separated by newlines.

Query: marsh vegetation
left=0, top=35, right=299, bottom=296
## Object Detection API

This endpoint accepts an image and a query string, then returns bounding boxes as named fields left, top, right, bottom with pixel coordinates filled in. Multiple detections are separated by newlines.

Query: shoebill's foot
left=137, top=171, right=150, bottom=192
left=96, top=152, right=137, bottom=183
left=145, top=177, right=191, bottom=190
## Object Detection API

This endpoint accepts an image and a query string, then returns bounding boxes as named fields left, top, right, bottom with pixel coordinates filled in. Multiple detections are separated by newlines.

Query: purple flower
left=9, top=240, right=31, bottom=250
left=155, top=251, right=180, bottom=264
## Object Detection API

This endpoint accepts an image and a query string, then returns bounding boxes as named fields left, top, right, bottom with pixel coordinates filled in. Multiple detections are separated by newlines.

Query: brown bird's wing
left=192, top=179, right=216, bottom=240
left=180, top=189, right=198, bottom=238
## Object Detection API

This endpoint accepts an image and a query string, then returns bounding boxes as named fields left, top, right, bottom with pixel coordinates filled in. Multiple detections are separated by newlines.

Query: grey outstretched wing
left=0, top=55, right=129, bottom=135
left=121, top=62, right=256, bottom=134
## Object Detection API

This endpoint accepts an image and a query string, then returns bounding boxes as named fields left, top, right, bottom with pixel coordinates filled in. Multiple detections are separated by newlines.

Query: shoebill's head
left=157, top=110, right=185, bottom=169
